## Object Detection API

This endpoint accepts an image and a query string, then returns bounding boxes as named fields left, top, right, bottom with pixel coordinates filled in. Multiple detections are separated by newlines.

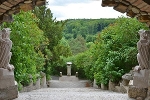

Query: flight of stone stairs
left=49, top=76, right=91, bottom=88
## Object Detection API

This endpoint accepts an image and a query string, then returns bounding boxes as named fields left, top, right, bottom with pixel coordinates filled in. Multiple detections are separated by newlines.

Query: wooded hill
left=63, top=18, right=116, bottom=42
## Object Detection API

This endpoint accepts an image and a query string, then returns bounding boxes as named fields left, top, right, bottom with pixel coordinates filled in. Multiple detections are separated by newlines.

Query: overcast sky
left=47, top=0, right=126, bottom=20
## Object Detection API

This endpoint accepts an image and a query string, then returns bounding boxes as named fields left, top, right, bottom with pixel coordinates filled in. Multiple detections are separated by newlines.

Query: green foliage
left=62, top=17, right=148, bottom=85
left=93, top=17, right=148, bottom=84
left=33, top=6, right=69, bottom=76
left=2, top=11, right=45, bottom=86
left=69, top=35, right=87, bottom=55
left=63, top=19, right=116, bottom=40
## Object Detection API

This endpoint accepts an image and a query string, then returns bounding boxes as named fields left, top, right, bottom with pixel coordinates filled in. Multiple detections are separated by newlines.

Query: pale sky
left=47, top=0, right=126, bottom=20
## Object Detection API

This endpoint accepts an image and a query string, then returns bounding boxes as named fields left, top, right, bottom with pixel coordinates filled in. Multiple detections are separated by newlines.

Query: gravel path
left=14, top=88, right=134, bottom=100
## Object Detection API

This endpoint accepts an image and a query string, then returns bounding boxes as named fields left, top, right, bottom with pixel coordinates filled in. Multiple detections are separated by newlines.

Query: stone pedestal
left=0, top=68, right=18, bottom=100
left=128, top=86, right=147, bottom=99
left=133, top=69, right=149, bottom=88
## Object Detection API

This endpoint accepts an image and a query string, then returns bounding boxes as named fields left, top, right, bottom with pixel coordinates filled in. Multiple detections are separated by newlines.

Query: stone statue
left=0, top=28, right=14, bottom=71
left=137, top=29, right=150, bottom=70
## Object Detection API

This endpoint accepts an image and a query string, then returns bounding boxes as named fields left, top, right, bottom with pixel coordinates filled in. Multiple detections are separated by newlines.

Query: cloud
left=47, top=0, right=126, bottom=20
left=48, top=0, right=89, bottom=6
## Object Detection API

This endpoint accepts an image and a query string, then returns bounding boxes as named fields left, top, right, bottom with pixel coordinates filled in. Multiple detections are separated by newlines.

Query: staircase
left=49, top=76, right=91, bottom=88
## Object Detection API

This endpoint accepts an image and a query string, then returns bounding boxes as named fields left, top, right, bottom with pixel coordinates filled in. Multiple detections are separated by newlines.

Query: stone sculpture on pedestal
left=133, top=30, right=150, bottom=88
left=0, top=28, right=18, bottom=100
left=137, top=29, right=150, bottom=70
left=0, top=28, right=14, bottom=71
left=128, top=30, right=150, bottom=99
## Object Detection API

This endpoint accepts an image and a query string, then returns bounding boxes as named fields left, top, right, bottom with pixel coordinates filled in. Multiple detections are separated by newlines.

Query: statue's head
left=138, top=29, right=148, bottom=40
left=2, top=28, right=11, bottom=38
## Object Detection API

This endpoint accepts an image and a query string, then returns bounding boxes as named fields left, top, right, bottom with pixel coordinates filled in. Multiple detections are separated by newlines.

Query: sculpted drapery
left=137, top=30, right=150, bottom=70
left=0, top=28, right=14, bottom=71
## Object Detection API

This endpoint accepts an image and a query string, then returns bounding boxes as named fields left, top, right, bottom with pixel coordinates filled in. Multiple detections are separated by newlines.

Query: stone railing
left=20, top=72, right=47, bottom=92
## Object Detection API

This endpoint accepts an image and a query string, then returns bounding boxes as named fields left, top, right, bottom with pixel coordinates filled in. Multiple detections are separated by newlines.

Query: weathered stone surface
left=20, top=81, right=33, bottom=92
left=108, top=80, right=116, bottom=91
left=101, top=0, right=116, bottom=7
left=93, top=79, right=98, bottom=88
left=132, top=0, right=143, bottom=7
left=33, top=78, right=40, bottom=90
left=101, top=1, right=150, bottom=27
left=67, top=62, right=72, bottom=76
left=0, top=85, right=18, bottom=100
left=136, top=97, right=144, bottom=100
left=133, top=69, right=149, bottom=88
left=120, top=83, right=128, bottom=93
left=41, top=75, right=47, bottom=88
left=0, top=77, right=18, bottom=100
left=0, top=68, right=15, bottom=89
left=122, top=73, right=133, bottom=80
left=101, top=83, right=108, bottom=90
left=114, top=3, right=128, bottom=13
left=128, top=86, right=147, bottom=99
left=20, top=79, right=40, bottom=92
left=122, top=79, right=130, bottom=86
left=122, top=72, right=133, bottom=86
left=137, top=30, right=150, bottom=69
left=59, top=76, right=79, bottom=81
left=0, top=0, right=46, bottom=23
left=114, top=86, right=121, bottom=92
left=132, top=7, right=140, bottom=14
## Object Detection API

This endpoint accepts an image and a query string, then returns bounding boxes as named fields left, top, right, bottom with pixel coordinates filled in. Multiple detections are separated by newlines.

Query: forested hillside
left=63, top=19, right=116, bottom=41
left=63, top=19, right=116, bottom=55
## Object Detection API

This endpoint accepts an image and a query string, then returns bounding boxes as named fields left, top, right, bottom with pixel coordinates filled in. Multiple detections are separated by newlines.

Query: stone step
left=59, top=76, right=79, bottom=81
left=49, top=80, right=91, bottom=88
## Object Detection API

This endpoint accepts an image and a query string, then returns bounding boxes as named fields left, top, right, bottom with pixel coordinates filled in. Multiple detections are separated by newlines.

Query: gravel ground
left=14, top=88, right=135, bottom=100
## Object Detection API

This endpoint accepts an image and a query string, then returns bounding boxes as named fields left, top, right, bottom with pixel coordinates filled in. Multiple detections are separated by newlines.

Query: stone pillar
left=109, top=80, right=116, bottom=91
left=40, top=72, right=47, bottom=88
left=76, top=72, right=78, bottom=77
left=60, top=72, right=62, bottom=77
left=67, top=62, right=72, bottom=76
left=93, top=79, right=98, bottom=88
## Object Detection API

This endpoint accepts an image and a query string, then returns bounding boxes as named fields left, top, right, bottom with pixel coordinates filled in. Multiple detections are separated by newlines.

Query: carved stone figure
left=137, top=30, right=150, bottom=70
left=0, top=28, right=14, bottom=71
